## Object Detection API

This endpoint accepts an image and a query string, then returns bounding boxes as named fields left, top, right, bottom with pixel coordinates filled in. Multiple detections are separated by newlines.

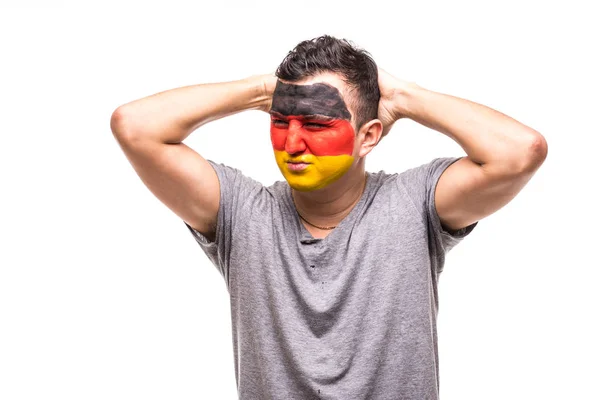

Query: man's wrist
left=246, top=74, right=277, bottom=113
left=392, top=82, right=422, bottom=120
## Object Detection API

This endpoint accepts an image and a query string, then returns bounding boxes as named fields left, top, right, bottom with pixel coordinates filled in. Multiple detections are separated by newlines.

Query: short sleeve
left=183, top=160, right=263, bottom=288
left=398, top=157, right=477, bottom=273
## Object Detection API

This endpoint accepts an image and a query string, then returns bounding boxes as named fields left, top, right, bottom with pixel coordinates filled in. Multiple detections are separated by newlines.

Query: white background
left=1, top=1, right=598, bottom=399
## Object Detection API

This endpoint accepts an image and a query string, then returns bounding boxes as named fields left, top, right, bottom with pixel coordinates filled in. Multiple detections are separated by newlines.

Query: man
left=111, top=35, right=547, bottom=399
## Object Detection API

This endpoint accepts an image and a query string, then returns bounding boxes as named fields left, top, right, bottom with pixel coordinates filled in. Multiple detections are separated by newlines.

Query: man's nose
left=284, top=120, right=307, bottom=154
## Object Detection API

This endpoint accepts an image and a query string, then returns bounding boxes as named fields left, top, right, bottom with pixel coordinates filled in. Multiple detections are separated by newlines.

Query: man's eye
left=272, top=119, right=289, bottom=127
left=305, top=122, right=328, bottom=129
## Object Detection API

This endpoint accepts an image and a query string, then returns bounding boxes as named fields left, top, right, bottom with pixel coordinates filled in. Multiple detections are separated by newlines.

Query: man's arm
left=110, top=75, right=276, bottom=241
left=378, top=69, right=548, bottom=232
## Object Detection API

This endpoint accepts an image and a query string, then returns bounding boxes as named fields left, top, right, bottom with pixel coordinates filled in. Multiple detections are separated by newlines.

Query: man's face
left=269, top=76, right=356, bottom=191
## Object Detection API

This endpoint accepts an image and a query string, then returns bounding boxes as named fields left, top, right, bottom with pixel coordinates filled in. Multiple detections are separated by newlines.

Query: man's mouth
left=286, top=161, right=310, bottom=171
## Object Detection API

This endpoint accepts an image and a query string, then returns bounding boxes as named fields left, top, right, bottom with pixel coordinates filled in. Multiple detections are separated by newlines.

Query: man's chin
left=284, top=174, right=345, bottom=192
left=287, top=180, right=327, bottom=192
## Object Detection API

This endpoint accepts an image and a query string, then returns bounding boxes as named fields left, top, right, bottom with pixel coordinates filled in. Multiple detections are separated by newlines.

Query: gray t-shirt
left=185, top=157, right=477, bottom=399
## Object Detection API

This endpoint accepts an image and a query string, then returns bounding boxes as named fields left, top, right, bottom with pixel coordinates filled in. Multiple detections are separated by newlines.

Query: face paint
left=270, top=81, right=355, bottom=191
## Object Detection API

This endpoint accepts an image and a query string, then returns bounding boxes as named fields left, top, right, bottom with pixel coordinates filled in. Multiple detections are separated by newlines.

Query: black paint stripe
left=271, top=81, right=352, bottom=121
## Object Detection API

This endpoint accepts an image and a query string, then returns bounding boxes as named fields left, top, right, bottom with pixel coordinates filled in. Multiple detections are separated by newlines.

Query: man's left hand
left=377, top=68, right=419, bottom=137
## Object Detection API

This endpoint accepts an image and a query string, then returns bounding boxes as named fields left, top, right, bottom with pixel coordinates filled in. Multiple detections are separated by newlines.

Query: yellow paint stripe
left=274, top=150, right=354, bottom=191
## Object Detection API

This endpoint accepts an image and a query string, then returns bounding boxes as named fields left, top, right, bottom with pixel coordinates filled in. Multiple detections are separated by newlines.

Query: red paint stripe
left=270, top=117, right=355, bottom=156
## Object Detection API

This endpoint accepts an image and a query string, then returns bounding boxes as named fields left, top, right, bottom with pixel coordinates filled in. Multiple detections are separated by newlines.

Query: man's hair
left=276, top=35, right=380, bottom=131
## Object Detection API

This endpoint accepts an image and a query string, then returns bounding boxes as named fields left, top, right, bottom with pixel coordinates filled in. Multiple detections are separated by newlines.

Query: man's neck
left=291, top=163, right=367, bottom=229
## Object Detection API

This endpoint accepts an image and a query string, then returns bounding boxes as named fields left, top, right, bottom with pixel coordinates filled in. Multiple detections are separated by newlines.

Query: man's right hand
left=257, top=74, right=278, bottom=113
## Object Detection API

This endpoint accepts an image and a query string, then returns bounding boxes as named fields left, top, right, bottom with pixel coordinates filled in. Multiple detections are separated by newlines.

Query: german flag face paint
left=270, top=81, right=356, bottom=191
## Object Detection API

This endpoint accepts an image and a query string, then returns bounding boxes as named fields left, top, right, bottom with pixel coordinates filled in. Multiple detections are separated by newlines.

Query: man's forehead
left=271, top=81, right=352, bottom=120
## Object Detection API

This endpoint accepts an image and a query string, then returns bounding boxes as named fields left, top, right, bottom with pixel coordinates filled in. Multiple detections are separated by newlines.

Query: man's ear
left=357, top=119, right=383, bottom=158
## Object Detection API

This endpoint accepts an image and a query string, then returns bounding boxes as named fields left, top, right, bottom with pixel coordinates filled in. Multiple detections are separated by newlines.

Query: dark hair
left=276, top=35, right=379, bottom=131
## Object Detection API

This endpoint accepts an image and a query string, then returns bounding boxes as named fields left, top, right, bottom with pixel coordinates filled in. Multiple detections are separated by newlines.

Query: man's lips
left=287, top=163, right=309, bottom=171
left=286, top=160, right=311, bottom=171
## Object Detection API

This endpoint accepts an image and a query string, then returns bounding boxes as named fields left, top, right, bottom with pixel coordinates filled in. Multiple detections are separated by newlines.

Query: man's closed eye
left=304, top=122, right=329, bottom=129
left=272, top=119, right=289, bottom=127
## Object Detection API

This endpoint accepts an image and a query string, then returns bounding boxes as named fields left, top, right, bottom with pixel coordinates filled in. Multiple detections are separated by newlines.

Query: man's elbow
left=488, top=131, right=548, bottom=177
left=519, top=131, right=548, bottom=174
left=111, top=107, right=126, bottom=134
left=110, top=106, right=139, bottom=143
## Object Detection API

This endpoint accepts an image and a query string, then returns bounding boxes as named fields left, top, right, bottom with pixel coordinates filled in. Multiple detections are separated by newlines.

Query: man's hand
left=257, top=74, right=278, bottom=113
left=377, top=68, right=419, bottom=137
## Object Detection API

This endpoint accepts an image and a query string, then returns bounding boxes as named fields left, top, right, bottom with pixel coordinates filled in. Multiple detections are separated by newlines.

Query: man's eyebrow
left=302, top=114, right=335, bottom=121
left=269, top=111, right=286, bottom=118
left=269, top=111, right=335, bottom=121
